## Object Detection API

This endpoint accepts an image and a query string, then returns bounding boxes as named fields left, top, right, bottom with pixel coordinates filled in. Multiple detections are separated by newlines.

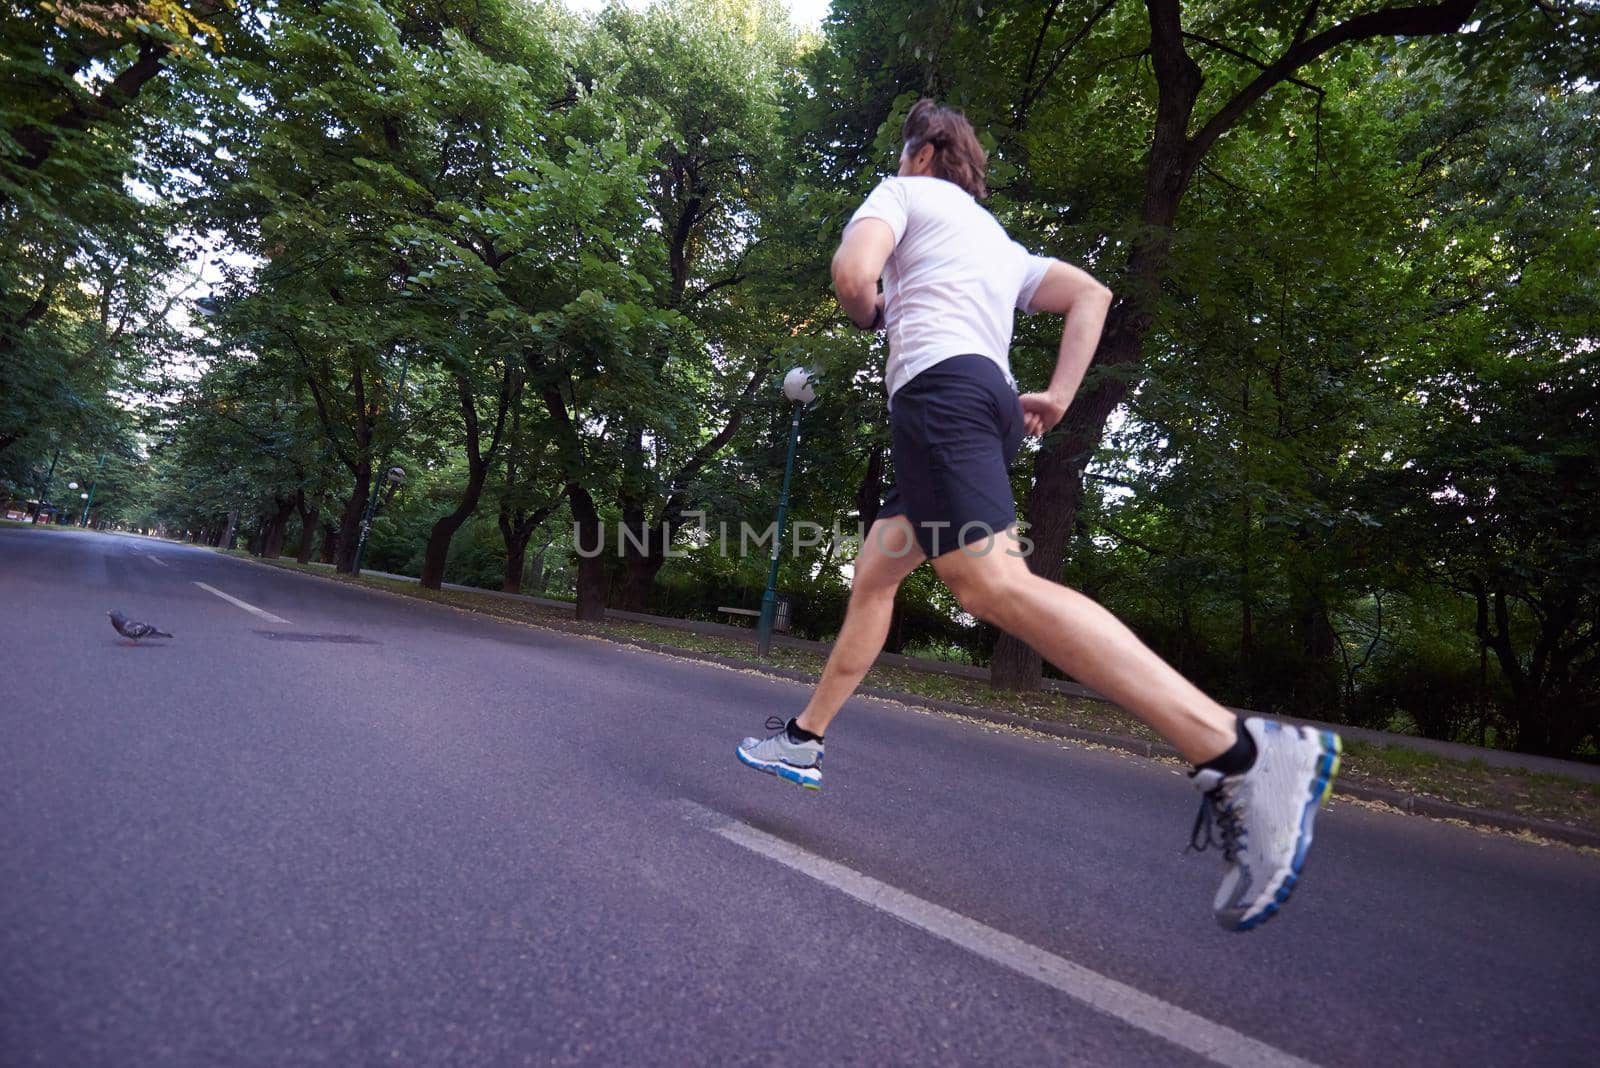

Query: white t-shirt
left=847, top=176, right=1055, bottom=400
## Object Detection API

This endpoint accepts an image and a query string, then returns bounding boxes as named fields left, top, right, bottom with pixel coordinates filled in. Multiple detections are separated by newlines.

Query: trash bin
left=773, top=594, right=795, bottom=634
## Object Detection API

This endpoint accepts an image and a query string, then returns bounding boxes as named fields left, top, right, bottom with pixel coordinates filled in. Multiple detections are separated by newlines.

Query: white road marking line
left=677, top=801, right=1317, bottom=1068
left=193, top=581, right=290, bottom=625
left=144, top=553, right=169, bottom=566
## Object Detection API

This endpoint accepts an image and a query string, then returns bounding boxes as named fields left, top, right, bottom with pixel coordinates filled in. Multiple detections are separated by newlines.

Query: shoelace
left=1188, top=790, right=1246, bottom=861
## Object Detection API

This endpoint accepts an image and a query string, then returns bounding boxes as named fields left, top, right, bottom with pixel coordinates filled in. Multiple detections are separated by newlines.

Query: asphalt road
left=3, top=527, right=1598, bottom=1067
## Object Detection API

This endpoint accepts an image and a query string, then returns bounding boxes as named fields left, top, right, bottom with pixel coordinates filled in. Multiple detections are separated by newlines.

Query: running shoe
left=1190, top=717, right=1342, bottom=932
left=736, top=717, right=824, bottom=791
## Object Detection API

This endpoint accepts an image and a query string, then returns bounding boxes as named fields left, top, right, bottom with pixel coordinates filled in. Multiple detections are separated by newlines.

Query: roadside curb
left=208, top=548, right=1600, bottom=851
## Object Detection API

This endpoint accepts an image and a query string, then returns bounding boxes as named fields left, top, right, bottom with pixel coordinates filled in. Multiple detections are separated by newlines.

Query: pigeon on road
left=108, top=610, right=173, bottom=642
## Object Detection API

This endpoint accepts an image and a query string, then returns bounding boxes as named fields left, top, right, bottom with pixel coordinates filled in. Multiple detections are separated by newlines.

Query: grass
left=1, top=518, right=78, bottom=529
left=232, top=550, right=1600, bottom=840
left=1337, top=740, right=1600, bottom=830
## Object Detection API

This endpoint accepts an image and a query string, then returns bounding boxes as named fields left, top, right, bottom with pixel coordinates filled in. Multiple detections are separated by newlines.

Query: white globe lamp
left=783, top=367, right=816, bottom=404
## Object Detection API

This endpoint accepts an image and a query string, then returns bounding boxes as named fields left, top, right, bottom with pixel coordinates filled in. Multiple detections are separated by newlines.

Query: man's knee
left=851, top=547, right=916, bottom=603
left=850, top=566, right=901, bottom=605
left=945, top=568, right=1020, bottom=626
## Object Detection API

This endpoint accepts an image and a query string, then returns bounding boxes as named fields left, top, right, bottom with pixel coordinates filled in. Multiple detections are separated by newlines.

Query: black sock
left=1196, top=719, right=1256, bottom=776
left=786, top=718, right=823, bottom=744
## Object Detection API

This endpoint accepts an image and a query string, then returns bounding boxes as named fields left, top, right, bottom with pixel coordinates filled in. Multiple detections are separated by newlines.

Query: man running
left=736, top=99, right=1341, bottom=932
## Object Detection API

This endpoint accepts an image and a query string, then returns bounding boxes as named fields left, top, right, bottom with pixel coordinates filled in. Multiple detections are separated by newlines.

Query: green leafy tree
left=1, top=2, right=230, bottom=467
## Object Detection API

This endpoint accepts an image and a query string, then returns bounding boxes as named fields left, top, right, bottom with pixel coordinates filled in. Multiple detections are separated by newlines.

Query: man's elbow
left=1036, top=262, right=1113, bottom=316
left=832, top=254, right=870, bottom=292
left=831, top=259, right=875, bottom=301
left=1063, top=280, right=1113, bottom=317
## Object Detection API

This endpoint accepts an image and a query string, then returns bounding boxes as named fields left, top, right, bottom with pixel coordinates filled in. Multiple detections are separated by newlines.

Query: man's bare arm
left=831, top=219, right=896, bottom=330
left=1019, top=260, right=1114, bottom=436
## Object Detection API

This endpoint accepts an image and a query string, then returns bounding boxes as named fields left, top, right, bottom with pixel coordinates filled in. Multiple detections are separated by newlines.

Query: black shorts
left=879, top=354, right=1025, bottom=558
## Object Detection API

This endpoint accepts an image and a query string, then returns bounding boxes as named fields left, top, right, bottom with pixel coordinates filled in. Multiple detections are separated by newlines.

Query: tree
left=1379, top=79, right=1600, bottom=754
left=1, top=2, right=229, bottom=459
left=553, top=0, right=807, bottom=614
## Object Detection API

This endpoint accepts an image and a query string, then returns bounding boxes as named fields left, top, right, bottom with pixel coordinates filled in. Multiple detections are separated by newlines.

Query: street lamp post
left=378, top=466, right=406, bottom=513
left=31, top=447, right=60, bottom=522
left=757, top=368, right=816, bottom=657
left=79, top=453, right=105, bottom=527
left=351, top=466, right=406, bottom=575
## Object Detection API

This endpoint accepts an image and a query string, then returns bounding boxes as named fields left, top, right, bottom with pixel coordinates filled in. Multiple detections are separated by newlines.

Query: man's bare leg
left=931, top=527, right=1236, bottom=765
left=933, top=531, right=1344, bottom=931
left=793, top=516, right=926, bottom=737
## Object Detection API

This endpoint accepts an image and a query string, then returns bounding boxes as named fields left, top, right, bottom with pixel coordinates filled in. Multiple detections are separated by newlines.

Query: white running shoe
left=736, top=718, right=824, bottom=791
left=1190, top=717, right=1342, bottom=932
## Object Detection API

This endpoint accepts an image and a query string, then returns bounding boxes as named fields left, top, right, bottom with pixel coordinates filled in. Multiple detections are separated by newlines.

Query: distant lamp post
left=59, top=481, right=78, bottom=526
left=79, top=454, right=105, bottom=526
left=351, top=466, right=406, bottom=575
left=31, top=447, right=61, bottom=523
left=757, top=368, right=816, bottom=657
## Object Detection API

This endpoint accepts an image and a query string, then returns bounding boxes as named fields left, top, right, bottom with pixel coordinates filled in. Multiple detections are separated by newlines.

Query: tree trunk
left=620, top=553, right=668, bottom=612
left=990, top=302, right=1155, bottom=688
left=502, top=532, right=529, bottom=593
left=295, top=494, right=321, bottom=565
left=856, top=443, right=885, bottom=533
left=420, top=468, right=489, bottom=590
left=1292, top=592, right=1337, bottom=661
left=616, top=483, right=675, bottom=612
left=1239, top=428, right=1255, bottom=700
left=497, top=499, right=557, bottom=595
left=260, top=495, right=295, bottom=559
left=319, top=520, right=340, bottom=564
left=1474, top=582, right=1592, bottom=757
left=420, top=369, right=512, bottom=590
left=567, top=482, right=608, bottom=621
left=261, top=516, right=287, bottom=559
left=333, top=471, right=370, bottom=573
left=498, top=402, right=531, bottom=595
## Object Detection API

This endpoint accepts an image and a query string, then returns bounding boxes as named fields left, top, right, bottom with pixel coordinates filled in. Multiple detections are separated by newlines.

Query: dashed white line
left=677, top=800, right=1317, bottom=1068
left=143, top=553, right=169, bottom=567
left=193, top=581, right=290, bottom=625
